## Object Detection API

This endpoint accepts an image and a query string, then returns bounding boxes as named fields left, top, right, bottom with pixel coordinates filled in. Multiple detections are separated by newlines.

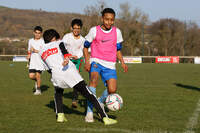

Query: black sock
left=72, top=88, right=79, bottom=101
left=73, top=80, right=107, bottom=118
left=54, top=87, right=64, bottom=114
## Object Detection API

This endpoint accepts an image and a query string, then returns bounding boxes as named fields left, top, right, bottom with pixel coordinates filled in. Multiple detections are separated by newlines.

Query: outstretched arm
left=59, top=42, right=72, bottom=66
left=117, top=50, right=128, bottom=73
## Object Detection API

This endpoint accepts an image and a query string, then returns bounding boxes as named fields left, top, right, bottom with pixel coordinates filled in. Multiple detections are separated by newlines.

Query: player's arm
left=83, top=41, right=91, bottom=72
left=27, top=40, right=31, bottom=60
left=83, top=27, right=95, bottom=72
left=59, top=42, right=72, bottom=66
left=27, top=50, right=31, bottom=60
left=30, top=47, right=39, bottom=53
left=117, top=43, right=128, bottom=73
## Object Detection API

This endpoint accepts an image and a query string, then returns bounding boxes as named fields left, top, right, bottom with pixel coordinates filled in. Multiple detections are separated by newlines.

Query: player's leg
left=73, top=80, right=117, bottom=125
left=54, top=86, right=67, bottom=122
left=34, top=71, right=42, bottom=95
left=99, top=68, right=117, bottom=103
left=29, top=70, right=36, bottom=80
left=71, top=88, right=79, bottom=108
left=71, top=59, right=80, bottom=108
left=85, top=62, right=101, bottom=122
left=85, top=71, right=98, bottom=122
left=60, top=65, right=117, bottom=125
left=106, top=79, right=117, bottom=93
left=29, top=69, right=38, bottom=94
left=98, top=89, right=108, bottom=103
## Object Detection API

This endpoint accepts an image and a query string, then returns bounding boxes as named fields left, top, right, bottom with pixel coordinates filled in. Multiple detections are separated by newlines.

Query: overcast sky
left=1, top=0, right=200, bottom=24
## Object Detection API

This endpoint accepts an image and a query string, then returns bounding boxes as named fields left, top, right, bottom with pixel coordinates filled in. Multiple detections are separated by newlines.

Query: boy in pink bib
left=83, top=8, right=128, bottom=123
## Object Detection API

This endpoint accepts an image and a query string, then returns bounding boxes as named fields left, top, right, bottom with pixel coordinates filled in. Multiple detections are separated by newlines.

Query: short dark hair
left=101, top=8, right=115, bottom=17
left=34, top=26, right=43, bottom=32
left=55, top=31, right=60, bottom=40
left=71, top=19, right=83, bottom=28
left=43, top=29, right=60, bottom=43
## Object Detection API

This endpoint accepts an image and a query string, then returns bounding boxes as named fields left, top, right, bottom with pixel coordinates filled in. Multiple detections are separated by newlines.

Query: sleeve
left=117, top=43, right=122, bottom=51
left=85, top=27, right=96, bottom=43
left=81, top=37, right=85, bottom=50
left=59, top=42, right=72, bottom=58
left=28, top=39, right=31, bottom=51
left=62, top=34, right=67, bottom=44
left=116, top=28, right=123, bottom=43
left=38, top=49, right=42, bottom=56
left=84, top=40, right=91, bottom=48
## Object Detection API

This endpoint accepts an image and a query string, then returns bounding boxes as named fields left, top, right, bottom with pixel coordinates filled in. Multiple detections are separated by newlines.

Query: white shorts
left=51, top=64, right=83, bottom=89
left=29, top=53, right=45, bottom=71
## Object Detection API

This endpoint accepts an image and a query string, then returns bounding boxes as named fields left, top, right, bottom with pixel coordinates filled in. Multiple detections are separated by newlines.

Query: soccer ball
left=105, top=93, right=123, bottom=111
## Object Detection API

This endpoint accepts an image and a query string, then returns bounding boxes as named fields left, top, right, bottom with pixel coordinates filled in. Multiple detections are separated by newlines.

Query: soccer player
left=39, top=29, right=117, bottom=125
left=62, top=19, right=85, bottom=108
left=83, top=8, right=128, bottom=122
left=27, top=26, right=45, bottom=95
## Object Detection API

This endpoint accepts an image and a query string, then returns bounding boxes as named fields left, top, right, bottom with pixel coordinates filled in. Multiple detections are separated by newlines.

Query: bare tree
left=148, top=18, right=185, bottom=56
left=118, top=2, right=149, bottom=56
left=118, top=2, right=131, bottom=21
left=84, top=0, right=107, bottom=26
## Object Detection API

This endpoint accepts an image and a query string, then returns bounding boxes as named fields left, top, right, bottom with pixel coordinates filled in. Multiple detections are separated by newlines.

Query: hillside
left=0, top=6, right=88, bottom=39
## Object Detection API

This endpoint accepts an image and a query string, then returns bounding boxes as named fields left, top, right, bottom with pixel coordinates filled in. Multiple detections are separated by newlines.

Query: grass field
left=1, top=61, right=200, bottom=133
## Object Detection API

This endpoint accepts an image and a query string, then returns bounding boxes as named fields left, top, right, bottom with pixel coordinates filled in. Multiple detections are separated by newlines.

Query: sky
left=0, top=0, right=200, bottom=24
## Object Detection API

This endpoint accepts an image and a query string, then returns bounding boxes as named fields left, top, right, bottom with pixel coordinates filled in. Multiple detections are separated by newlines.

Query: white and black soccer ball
left=105, top=93, right=123, bottom=111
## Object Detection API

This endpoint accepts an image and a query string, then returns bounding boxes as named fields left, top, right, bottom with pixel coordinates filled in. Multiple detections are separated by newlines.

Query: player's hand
left=26, top=55, right=30, bottom=60
left=121, top=63, right=128, bottom=72
left=62, top=58, right=69, bottom=66
left=30, top=47, right=34, bottom=52
left=84, top=61, right=90, bottom=72
left=30, top=47, right=39, bottom=53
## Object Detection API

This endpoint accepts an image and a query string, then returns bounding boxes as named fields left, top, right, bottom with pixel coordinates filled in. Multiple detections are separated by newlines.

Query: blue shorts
left=90, top=62, right=117, bottom=86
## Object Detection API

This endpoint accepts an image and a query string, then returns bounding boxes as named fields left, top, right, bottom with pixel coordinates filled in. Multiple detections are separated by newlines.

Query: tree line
left=0, top=2, right=200, bottom=56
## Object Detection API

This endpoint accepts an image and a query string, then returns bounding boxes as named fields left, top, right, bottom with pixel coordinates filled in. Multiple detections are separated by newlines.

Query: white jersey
left=28, top=38, right=45, bottom=71
left=62, top=33, right=85, bottom=58
left=85, top=26, right=123, bottom=70
left=39, top=41, right=83, bottom=88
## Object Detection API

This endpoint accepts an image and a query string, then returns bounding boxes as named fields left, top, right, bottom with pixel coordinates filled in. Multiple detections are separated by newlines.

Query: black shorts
left=29, top=69, right=42, bottom=74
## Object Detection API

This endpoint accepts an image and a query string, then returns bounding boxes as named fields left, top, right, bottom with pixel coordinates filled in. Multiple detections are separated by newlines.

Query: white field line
left=65, top=128, right=172, bottom=133
left=184, top=98, right=200, bottom=133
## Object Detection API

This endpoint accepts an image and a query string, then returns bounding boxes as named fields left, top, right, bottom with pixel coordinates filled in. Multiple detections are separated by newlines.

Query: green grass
left=1, top=61, right=200, bottom=133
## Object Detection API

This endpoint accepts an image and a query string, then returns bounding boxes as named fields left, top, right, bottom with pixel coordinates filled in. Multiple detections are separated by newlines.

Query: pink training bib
left=91, top=25, right=117, bottom=62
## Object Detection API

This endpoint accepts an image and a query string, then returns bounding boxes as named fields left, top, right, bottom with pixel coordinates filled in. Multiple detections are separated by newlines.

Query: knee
left=108, top=88, right=117, bottom=94
left=29, top=74, right=35, bottom=80
left=35, top=73, right=41, bottom=80
left=90, top=78, right=98, bottom=87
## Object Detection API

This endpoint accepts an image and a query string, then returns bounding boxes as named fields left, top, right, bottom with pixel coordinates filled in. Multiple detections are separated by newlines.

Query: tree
left=185, top=22, right=200, bottom=56
left=84, top=0, right=107, bottom=26
left=118, top=2, right=149, bottom=56
left=148, top=18, right=185, bottom=56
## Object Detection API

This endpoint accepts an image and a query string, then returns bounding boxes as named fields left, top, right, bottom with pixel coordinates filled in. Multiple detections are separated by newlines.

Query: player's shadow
left=174, top=83, right=200, bottom=91
left=62, top=92, right=114, bottom=121
left=45, top=100, right=85, bottom=116
left=40, top=85, right=49, bottom=92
